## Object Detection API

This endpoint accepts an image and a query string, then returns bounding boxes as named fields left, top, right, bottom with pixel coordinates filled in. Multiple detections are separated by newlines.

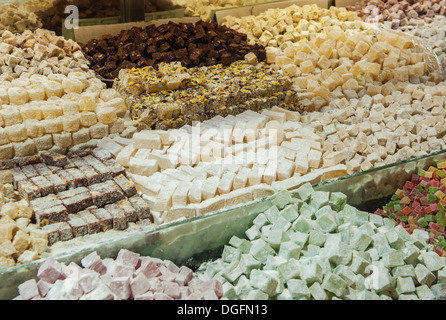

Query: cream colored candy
left=8, top=86, right=29, bottom=105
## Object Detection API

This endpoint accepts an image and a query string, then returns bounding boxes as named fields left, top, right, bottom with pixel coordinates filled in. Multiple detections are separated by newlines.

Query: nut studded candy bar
left=89, top=207, right=113, bottom=232
left=116, top=199, right=138, bottom=223
left=128, top=196, right=152, bottom=222
left=89, top=180, right=125, bottom=208
left=46, top=174, right=69, bottom=193
left=104, top=202, right=127, bottom=230
left=17, top=179, right=41, bottom=202
left=11, top=167, right=28, bottom=189
left=41, top=151, right=68, bottom=167
left=113, top=174, right=137, bottom=198
left=67, top=215, right=88, bottom=238
left=91, top=148, right=112, bottom=162
left=41, top=223, right=60, bottom=246
left=33, top=163, right=55, bottom=176
left=34, top=204, right=69, bottom=227
left=59, top=187, right=93, bottom=214
left=59, top=168, right=88, bottom=188
left=77, top=210, right=101, bottom=234
left=21, top=165, right=40, bottom=179
left=83, top=155, right=114, bottom=182
left=103, top=159, right=126, bottom=177
left=30, top=176, right=55, bottom=197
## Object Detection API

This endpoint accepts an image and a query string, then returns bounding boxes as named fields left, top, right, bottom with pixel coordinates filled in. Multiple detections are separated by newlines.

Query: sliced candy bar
left=104, top=203, right=127, bottom=230
left=129, top=196, right=153, bottom=222
left=66, top=148, right=93, bottom=159
left=63, top=158, right=77, bottom=169
left=77, top=210, right=101, bottom=234
left=11, top=167, right=27, bottom=189
left=17, top=179, right=41, bottom=202
left=30, top=176, right=55, bottom=197
left=15, top=155, right=42, bottom=167
left=46, top=174, right=69, bottom=193
left=80, top=165, right=104, bottom=185
left=0, top=159, right=17, bottom=170
left=67, top=215, right=88, bottom=238
left=89, top=180, right=125, bottom=208
left=41, top=223, right=60, bottom=246
left=29, top=194, right=61, bottom=210
left=116, top=199, right=138, bottom=223
left=91, top=148, right=112, bottom=162
left=103, top=159, right=126, bottom=177
left=21, top=165, right=39, bottom=178
left=33, top=163, right=55, bottom=176
left=57, top=222, right=73, bottom=242
left=34, top=204, right=69, bottom=226
left=63, top=168, right=88, bottom=187
left=61, top=191, right=93, bottom=214
left=89, top=207, right=113, bottom=232
left=113, top=174, right=137, bottom=198
left=41, top=151, right=68, bottom=167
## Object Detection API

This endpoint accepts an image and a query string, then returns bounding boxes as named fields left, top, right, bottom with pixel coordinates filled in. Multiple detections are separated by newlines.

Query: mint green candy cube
left=309, top=191, right=330, bottom=210
left=291, top=216, right=313, bottom=234
left=322, top=272, right=348, bottom=298
left=287, top=279, right=311, bottom=299
left=280, top=204, right=299, bottom=222
left=278, top=241, right=302, bottom=260
left=329, top=192, right=347, bottom=211
left=294, top=182, right=314, bottom=201
left=308, top=229, right=327, bottom=247
left=271, top=190, right=293, bottom=210
left=277, top=259, right=300, bottom=281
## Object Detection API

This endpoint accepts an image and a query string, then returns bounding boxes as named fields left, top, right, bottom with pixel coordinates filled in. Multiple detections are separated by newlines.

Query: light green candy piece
left=278, top=241, right=302, bottom=260
left=249, top=269, right=281, bottom=297
left=264, top=255, right=287, bottom=271
left=315, top=212, right=337, bottom=233
left=245, top=224, right=261, bottom=241
left=308, top=229, right=327, bottom=247
left=411, top=229, right=429, bottom=249
left=309, top=191, right=330, bottom=210
left=300, top=262, right=323, bottom=285
left=302, top=244, right=321, bottom=258
left=277, top=259, right=300, bottom=282
left=398, top=294, right=419, bottom=300
left=291, top=216, right=313, bottom=234
left=245, top=289, right=269, bottom=300
left=350, top=230, right=373, bottom=252
left=272, top=215, right=292, bottom=232
left=350, top=251, right=369, bottom=274
left=393, top=224, right=411, bottom=242
left=322, top=272, right=348, bottom=298
left=371, top=233, right=392, bottom=257
left=402, top=242, right=420, bottom=264
left=222, top=282, right=238, bottom=299
left=329, top=191, right=347, bottom=211
left=369, top=213, right=384, bottom=227
left=385, top=229, right=404, bottom=250
left=228, top=236, right=253, bottom=253
left=314, top=205, right=335, bottom=219
left=264, top=205, right=280, bottom=224
left=414, top=263, right=436, bottom=286
left=288, top=230, right=309, bottom=247
left=252, top=213, right=269, bottom=228
left=249, top=238, right=275, bottom=263
left=294, top=182, right=314, bottom=201
left=391, top=265, right=415, bottom=278
left=326, top=241, right=353, bottom=266
left=382, top=250, right=405, bottom=268
left=239, top=253, right=261, bottom=275
left=234, top=275, right=251, bottom=297
left=287, top=279, right=311, bottom=299
left=430, top=283, right=446, bottom=299
left=396, top=277, right=416, bottom=294
left=350, top=209, right=370, bottom=227
left=299, top=202, right=317, bottom=219
left=222, top=245, right=241, bottom=263
left=280, top=204, right=299, bottom=222
left=333, top=265, right=356, bottom=287
left=308, top=282, right=328, bottom=300
left=266, top=229, right=290, bottom=250
left=420, top=251, right=444, bottom=272
left=270, top=190, right=293, bottom=210
left=416, top=285, right=435, bottom=300
left=222, top=261, right=244, bottom=283
left=437, top=267, right=446, bottom=283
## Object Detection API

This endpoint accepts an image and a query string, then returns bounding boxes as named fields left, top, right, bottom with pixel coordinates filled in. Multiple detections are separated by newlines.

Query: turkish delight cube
left=61, top=189, right=93, bottom=214
left=30, top=176, right=54, bottom=197
left=17, top=180, right=41, bottom=202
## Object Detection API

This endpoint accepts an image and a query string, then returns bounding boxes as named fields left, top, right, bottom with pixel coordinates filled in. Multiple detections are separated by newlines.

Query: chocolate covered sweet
left=81, top=20, right=266, bottom=80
